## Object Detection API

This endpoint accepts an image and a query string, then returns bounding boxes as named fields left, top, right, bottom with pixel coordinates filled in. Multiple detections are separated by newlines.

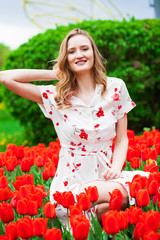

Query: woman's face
left=67, top=34, right=94, bottom=74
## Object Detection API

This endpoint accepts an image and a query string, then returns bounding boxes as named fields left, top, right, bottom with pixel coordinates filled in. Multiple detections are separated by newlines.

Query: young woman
left=0, top=28, right=148, bottom=223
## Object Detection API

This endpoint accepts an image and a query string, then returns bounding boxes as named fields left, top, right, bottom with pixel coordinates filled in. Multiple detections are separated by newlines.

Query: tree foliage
left=2, top=18, right=160, bottom=144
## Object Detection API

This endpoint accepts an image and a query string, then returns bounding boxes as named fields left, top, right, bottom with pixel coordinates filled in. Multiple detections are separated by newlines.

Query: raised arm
left=0, top=69, right=58, bottom=104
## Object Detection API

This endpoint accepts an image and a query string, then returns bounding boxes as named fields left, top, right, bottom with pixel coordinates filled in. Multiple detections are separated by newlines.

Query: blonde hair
left=54, top=28, right=107, bottom=109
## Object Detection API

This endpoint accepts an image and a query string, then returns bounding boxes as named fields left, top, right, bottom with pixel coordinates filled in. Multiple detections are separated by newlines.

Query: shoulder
left=107, top=77, right=125, bottom=89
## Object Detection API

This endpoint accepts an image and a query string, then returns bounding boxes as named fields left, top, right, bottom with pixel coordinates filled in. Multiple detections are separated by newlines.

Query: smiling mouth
left=75, top=60, right=87, bottom=64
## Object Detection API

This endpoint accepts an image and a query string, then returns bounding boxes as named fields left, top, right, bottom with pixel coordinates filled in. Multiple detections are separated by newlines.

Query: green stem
left=122, top=230, right=126, bottom=240
left=67, top=208, right=71, bottom=235
left=112, top=235, right=116, bottom=240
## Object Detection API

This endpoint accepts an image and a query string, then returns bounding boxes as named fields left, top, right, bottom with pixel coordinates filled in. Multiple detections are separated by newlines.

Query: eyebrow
left=67, top=44, right=90, bottom=50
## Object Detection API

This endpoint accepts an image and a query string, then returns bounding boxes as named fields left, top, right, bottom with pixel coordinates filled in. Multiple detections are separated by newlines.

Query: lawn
left=0, top=103, right=26, bottom=152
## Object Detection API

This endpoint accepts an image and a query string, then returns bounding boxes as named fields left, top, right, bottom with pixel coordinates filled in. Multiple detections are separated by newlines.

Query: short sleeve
left=116, top=80, right=136, bottom=120
left=37, top=85, right=56, bottom=119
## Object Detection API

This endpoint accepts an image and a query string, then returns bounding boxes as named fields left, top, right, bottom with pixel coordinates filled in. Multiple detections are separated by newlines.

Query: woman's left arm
left=101, top=114, right=128, bottom=179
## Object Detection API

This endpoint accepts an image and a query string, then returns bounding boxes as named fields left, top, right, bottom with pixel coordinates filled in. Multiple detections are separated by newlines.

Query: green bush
left=2, top=18, right=160, bottom=144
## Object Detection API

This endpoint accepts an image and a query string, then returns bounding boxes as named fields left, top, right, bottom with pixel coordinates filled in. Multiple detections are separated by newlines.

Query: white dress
left=38, top=77, right=149, bottom=220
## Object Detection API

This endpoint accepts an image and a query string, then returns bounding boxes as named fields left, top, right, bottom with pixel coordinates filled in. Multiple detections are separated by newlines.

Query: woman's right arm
left=0, top=69, right=58, bottom=104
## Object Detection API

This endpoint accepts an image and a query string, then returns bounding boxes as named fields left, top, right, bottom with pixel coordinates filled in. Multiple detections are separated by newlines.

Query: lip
left=75, top=59, right=87, bottom=64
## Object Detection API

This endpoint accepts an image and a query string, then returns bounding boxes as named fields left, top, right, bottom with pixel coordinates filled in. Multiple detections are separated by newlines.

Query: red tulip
left=16, top=198, right=29, bottom=215
left=53, top=191, right=63, bottom=205
left=76, top=192, right=91, bottom=211
left=35, top=155, right=45, bottom=167
left=43, top=228, right=62, bottom=240
left=126, top=206, right=142, bottom=225
left=109, top=189, right=123, bottom=211
left=144, top=161, right=159, bottom=172
left=0, top=168, right=5, bottom=176
left=5, top=156, right=17, bottom=171
left=70, top=214, right=90, bottom=240
left=43, top=202, right=56, bottom=219
left=69, top=205, right=83, bottom=217
left=15, top=146, right=24, bottom=159
left=20, top=158, right=32, bottom=172
left=149, top=149, right=158, bottom=160
left=85, top=186, right=99, bottom=203
left=17, top=217, right=33, bottom=239
left=141, top=149, right=149, bottom=161
left=28, top=200, right=38, bottom=216
left=130, top=157, right=140, bottom=169
left=0, top=202, right=14, bottom=223
left=0, top=187, right=12, bottom=201
left=102, top=210, right=120, bottom=235
left=143, top=230, right=160, bottom=240
left=127, top=180, right=142, bottom=198
left=0, top=176, right=8, bottom=188
left=117, top=211, right=128, bottom=230
left=133, top=222, right=145, bottom=240
left=136, top=189, right=150, bottom=207
left=5, top=222, right=18, bottom=240
left=12, top=173, right=34, bottom=190
left=61, top=191, right=75, bottom=208
left=147, top=180, right=159, bottom=196
left=140, top=211, right=160, bottom=232
left=0, top=153, right=5, bottom=167
left=32, top=218, right=48, bottom=236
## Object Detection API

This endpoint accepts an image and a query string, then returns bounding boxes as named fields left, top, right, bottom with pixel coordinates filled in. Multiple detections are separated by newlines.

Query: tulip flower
left=70, top=214, right=90, bottom=240
left=61, top=191, right=75, bottom=208
left=12, top=173, right=34, bottom=190
left=43, top=202, right=56, bottom=219
left=32, top=218, right=48, bottom=237
left=140, top=210, right=160, bottom=232
left=5, top=222, right=18, bottom=240
left=76, top=192, right=91, bottom=211
left=102, top=210, right=120, bottom=235
left=130, top=157, right=140, bottom=169
left=17, top=217, right=33, bottom=239
left=0, top=168, right=4, bottom=176
left=5, top=156, right=17, bottom=171
left=147, top=180, right=159, bottom=196
left=126, top=206, right=142, bottom=225
left=143, top=230, right=160, bottom=240
left=109, top=189, right=123, bottom=211
left=149, top=149, right=158, bottom=160
left=16, top=198, right=29, bottom=215
left=20, top=158, right=31, bottom=172
left=0, top=187, right=12, bottom=201
left=43, top=228, right=62, bottom=240
left=136, top=189, right=150, bottom=207
left=85, top=186, right=99, bottom=203
left=0, top=202, right=14, bottom=223
left=15, top=146, right=24, bottom=159
left=133, top=222, right=146, bottom=240
left=144, top=160, right=159, bottom=172
left=69, top=205, right=83, bottom=217
left=117, top=211, right=128, bottom=230
left=0, top=176, right=8, bottom=188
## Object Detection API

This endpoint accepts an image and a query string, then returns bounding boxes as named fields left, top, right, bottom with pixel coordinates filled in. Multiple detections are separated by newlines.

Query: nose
left=76, top=49, right=83, bottom=58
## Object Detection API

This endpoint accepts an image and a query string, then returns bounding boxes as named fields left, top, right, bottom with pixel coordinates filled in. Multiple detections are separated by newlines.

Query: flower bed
left=0, top=129, right=159, bottom=240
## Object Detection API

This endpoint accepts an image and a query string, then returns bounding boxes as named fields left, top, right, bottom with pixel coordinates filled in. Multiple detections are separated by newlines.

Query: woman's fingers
left=101, top=168, right=120, bottom=179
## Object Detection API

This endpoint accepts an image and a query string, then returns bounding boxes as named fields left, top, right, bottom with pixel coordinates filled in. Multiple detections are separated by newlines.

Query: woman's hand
left=101, top=167, right=121, bottom=180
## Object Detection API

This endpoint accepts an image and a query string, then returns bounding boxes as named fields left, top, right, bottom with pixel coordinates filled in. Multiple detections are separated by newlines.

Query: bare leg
left=79, top=180, right=129, bottom=221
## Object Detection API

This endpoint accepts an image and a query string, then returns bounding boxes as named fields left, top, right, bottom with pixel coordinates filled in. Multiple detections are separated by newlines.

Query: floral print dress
left=38, top=77, right=149, bottom=211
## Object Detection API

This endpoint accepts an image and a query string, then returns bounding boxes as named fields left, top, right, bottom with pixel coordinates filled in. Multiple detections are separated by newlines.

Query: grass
left=0, top=103, right=27, bottom=152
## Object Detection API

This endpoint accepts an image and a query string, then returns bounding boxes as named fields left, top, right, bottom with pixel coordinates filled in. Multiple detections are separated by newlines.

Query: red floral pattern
left=96, top=107, right=104, bottom=117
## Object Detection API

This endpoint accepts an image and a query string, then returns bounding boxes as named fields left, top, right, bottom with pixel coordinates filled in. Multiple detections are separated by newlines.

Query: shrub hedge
left=2, top=18, right=160, bottom=145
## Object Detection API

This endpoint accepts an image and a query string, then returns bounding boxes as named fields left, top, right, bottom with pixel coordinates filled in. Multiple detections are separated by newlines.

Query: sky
left=0, top=0, right=155, bottom=50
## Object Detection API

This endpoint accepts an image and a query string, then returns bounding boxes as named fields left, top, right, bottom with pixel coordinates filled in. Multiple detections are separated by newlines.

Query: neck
left=75, top=71, right=95, bottom=94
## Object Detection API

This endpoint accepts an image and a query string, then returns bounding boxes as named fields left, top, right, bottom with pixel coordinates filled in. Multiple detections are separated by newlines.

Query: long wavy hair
left=54, top=28, right=107, bottom=109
